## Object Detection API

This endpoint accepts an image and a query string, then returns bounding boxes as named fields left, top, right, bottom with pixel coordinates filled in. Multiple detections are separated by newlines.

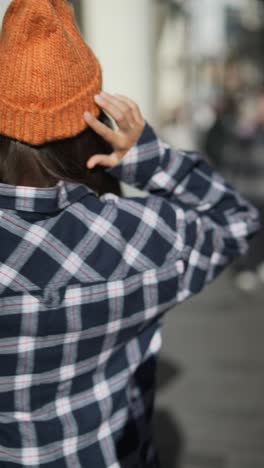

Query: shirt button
left=42, top=288, right=61, bottom=309
left=130, top=386, right=140, bottom=401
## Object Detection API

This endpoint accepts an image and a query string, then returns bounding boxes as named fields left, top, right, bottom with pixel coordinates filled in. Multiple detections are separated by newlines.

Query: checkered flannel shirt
left=0, top=122, right=259, bottom=467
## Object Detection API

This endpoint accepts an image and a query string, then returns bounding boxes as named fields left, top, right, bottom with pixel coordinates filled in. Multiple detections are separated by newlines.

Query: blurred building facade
left=156, top=0, right=264, bottom=145
left=79, top=0, right=157, bottom=124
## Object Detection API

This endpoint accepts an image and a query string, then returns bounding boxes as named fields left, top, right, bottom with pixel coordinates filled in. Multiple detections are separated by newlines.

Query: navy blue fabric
left=0, top=122, right=260, bottom=466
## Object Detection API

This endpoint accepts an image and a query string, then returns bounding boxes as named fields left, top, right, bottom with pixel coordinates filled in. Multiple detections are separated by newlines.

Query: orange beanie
left=0, top=0, right=102, bottom=145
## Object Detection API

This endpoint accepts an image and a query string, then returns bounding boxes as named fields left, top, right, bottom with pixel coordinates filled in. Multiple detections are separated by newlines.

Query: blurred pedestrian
left=229, top=92, right=264, bottom=291
left=204, top=95, right=238, bottom=171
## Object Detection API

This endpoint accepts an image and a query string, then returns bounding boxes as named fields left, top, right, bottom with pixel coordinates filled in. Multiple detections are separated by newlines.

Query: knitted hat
left=0, top=0, right=102, bottom=145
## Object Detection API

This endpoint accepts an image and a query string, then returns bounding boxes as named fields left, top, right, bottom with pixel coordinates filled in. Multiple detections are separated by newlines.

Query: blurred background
left=1, top=1, right=264, bottom=467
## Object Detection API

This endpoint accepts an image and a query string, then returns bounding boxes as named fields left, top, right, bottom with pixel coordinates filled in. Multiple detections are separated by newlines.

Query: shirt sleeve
left=102, top=121, right=260, bottom=304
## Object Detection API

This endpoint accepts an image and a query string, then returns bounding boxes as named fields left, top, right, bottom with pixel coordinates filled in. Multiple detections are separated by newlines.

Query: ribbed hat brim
left=0, top=67, right=102, bottom=145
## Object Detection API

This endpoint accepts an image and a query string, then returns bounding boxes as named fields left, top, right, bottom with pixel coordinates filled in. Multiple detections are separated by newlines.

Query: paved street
left=154, top=269, right=264, bottom=468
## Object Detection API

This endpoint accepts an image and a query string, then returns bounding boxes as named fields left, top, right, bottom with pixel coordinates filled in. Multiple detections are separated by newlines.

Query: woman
left=0, top=1, right=259, bottom=467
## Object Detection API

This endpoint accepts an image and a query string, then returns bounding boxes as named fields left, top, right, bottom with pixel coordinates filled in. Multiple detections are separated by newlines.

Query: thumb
left=86, top=153, right=119, bottom=169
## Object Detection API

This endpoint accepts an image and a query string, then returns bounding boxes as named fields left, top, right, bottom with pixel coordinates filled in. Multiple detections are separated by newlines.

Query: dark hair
left=0, top=111, right=122, bottom=197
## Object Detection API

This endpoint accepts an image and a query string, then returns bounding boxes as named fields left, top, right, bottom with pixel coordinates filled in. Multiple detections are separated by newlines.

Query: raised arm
left=84, top=93, right=260, bottom=302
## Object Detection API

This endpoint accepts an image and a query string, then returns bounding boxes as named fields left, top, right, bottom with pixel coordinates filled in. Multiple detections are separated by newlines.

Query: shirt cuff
left=105, top=122, right=165, bottom=190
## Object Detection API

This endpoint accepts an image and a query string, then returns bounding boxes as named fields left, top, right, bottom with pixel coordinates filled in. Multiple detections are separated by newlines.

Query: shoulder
left=99, top=192, right=177, bottom=234
left=69, top=188, right=182, bottom=273
left=96, top=192, right=180, bottom=269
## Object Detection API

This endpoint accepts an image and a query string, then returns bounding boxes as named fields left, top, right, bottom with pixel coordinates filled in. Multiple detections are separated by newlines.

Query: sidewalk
left=155, top=269, right=264, bottom=468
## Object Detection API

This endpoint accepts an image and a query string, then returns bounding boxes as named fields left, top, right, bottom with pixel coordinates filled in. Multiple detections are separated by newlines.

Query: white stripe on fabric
left=24, top=225, right=47, bottom=246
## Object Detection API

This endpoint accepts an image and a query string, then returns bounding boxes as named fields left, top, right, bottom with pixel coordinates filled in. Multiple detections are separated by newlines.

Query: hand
left=84, top=92, right=145, bottom=169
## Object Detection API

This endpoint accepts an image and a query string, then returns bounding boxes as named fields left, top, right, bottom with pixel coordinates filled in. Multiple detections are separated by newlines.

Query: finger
left=84, top=112, right=117, bottom=145
left=102, top=92, right=137, bottom=129
left=87, top=153, right=119, bottom=169
left=113, top=94, right=142, bottom=121
left=94, top=94, right=131, bottom=130
left=101, top=92, right=135, bottom=117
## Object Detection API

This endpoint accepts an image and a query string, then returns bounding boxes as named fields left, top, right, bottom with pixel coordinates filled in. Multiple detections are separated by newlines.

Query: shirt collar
left=0, top=180, right=97, bottom=213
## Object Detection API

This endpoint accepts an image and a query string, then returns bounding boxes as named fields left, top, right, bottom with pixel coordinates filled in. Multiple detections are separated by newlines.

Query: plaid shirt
left=0, top=122, right=259, bottom=467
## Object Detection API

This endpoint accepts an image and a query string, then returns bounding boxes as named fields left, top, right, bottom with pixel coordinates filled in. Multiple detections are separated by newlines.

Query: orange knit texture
left=0, top=0, right=102, bottom=145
